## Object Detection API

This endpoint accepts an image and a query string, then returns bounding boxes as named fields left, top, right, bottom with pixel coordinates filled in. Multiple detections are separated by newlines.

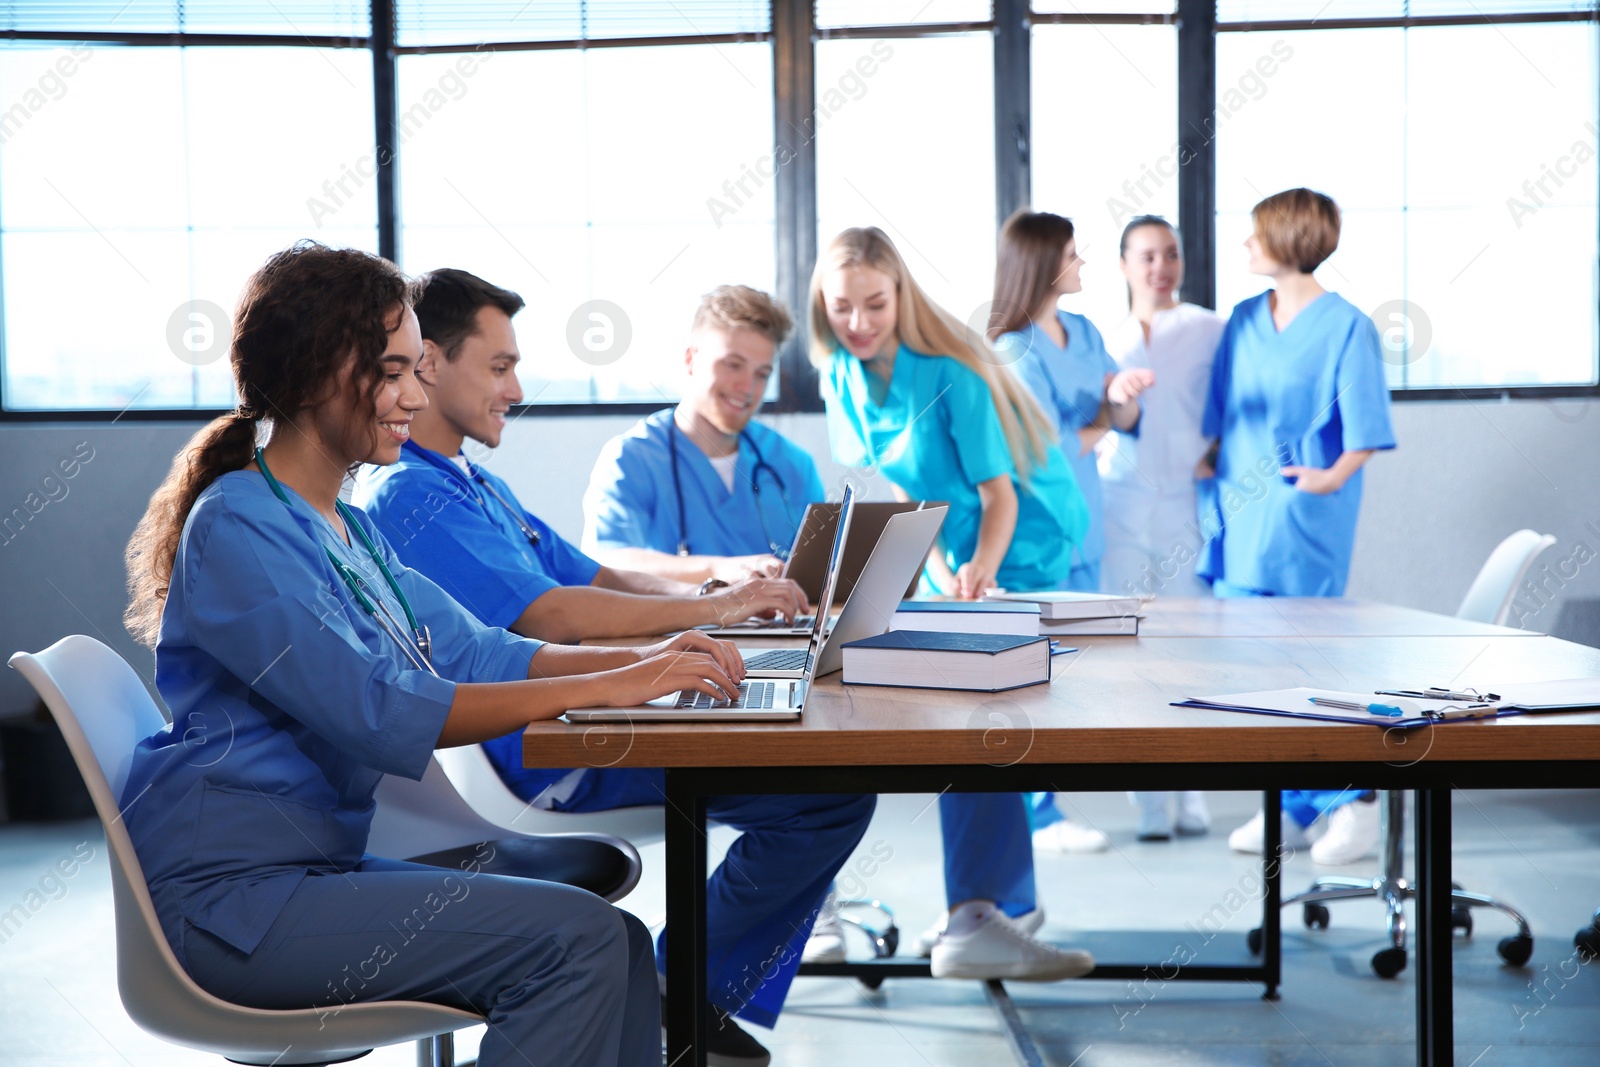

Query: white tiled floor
left=3, top=789, right=1598, bottom=1066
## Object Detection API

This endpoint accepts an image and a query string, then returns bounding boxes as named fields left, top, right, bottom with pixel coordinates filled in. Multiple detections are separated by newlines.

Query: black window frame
left=2, top=0, right=1596, bottom=422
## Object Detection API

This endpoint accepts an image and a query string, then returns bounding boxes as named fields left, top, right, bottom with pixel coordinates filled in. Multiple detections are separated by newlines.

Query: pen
left=1376, top=687, right=1501, bottom=703
left=1309, top=697, right=1405, bottom=717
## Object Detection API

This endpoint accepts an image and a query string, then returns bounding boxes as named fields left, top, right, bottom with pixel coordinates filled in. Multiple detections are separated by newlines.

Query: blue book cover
left=841, top=630, right=1047, bottom=655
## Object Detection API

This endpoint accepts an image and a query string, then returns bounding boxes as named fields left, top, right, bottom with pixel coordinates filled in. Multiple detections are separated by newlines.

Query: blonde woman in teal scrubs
left=808, top=225, right=1097, bottom=981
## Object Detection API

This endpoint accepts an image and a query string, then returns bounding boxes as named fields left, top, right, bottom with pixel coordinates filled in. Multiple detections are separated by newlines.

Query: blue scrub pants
left=1211, top=579, right=1363, bottom=826
left=548, top=767, right=875, bottom=1029
left=1062, top=561, right=1102, bottom=593
left=941, top=793, right=1037, bottom=919
left=175, top=856, right=658, bottom=1067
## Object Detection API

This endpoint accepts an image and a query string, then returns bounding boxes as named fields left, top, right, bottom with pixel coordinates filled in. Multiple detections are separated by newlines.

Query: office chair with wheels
left=9, top=635, right=638, bottom=1067
left=1250, top=533, right=1553, bottom=978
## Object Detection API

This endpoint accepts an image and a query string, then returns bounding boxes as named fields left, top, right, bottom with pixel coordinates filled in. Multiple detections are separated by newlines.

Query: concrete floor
left=2, top=789, right=1597, bottom=1066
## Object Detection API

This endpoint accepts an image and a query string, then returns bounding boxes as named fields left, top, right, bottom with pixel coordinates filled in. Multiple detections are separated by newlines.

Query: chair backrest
left=1455, top=529, right=1558, bottom=626
left=9, top=636, right=481, bottom=1061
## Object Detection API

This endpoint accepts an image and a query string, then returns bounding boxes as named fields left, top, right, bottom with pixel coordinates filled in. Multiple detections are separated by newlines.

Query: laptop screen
left=801, top=483, right=856, bottom=666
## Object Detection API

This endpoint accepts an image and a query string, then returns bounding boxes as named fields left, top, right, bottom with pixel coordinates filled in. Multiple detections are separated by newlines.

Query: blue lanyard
left=254, top=448, right=436, bottom=675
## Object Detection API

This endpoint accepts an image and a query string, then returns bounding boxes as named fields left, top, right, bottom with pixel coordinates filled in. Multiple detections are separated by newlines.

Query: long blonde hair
left=808, top=226, right=1057, bottom=480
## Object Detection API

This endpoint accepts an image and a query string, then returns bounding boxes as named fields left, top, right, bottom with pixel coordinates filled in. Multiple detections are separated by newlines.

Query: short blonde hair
left=1252, top=188, right=1340, bottom=274
left=691, top=285, right=794, bottom=346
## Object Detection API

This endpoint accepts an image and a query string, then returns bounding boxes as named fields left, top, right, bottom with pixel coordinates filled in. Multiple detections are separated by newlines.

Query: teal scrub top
left=1199, top=291, right=1397, bottom=596
left=1003, top=309, right=1121, bottom=572
left=821, top=343, right=1089, bottom=591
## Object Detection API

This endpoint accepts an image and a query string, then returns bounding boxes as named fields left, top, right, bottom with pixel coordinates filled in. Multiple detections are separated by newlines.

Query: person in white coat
left=1099, top=215, right=1224, bottom=841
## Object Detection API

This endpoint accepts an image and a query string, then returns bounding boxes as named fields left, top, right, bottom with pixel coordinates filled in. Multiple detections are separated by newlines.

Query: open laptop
left=696, top=499, right=941, bottom=638
left=743, top=503, right=947, bottom=680
left=564, top=485, right=858, bottom=723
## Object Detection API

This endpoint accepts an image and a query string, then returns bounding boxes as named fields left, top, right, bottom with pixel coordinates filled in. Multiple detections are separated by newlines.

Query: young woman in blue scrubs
left=1202, top=189, right=1397, bottom=865
left=809, top=226, right=1093, bottom=982
left=988, top=210, right=1155, bottom=852
left=120, top=244, right=747, bottom=1066
left=991, top=209, right=1154, bottom=595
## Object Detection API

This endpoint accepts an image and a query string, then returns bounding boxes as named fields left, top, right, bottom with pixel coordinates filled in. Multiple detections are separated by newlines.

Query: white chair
left=7, top=635, right=631, bottom=1067
left=1455, top=528, right=1557, bottom=626
left=434, top=742, right=665, bottom=844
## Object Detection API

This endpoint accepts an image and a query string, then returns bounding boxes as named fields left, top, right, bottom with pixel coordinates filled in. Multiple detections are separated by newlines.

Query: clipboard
left=1172, top=687, right=1523, bottom=729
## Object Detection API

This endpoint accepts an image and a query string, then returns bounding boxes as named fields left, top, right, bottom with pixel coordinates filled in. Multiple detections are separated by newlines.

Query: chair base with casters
left=10, top=635, right=640, bottom=1067
left=1246, top=791, right=1533, bottom=977
left=1576, top=908, right=1600, bottom=959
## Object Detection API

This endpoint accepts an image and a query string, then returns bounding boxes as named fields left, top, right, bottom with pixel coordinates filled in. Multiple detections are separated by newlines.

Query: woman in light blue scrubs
left=1202, top=189, right=1397, bottom=866
left=120, top=244, right=751, bottom=1066
left=808, top=225, right=1094, bottom=982
left=991, top=209, right=1154, bottom=594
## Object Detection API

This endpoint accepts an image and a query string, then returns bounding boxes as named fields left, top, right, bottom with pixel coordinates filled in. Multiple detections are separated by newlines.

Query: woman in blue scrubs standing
left=991, top=209, right=1154, bottom=595
left=809, top=225, right=1094, bottom=982
left=1203, top=189, right=1397, bottom=866
left=120, top=243, right=749, bottom=1066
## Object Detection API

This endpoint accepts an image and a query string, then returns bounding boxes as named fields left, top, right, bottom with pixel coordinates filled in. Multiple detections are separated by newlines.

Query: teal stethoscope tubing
left=254, top=448, right=437, bottom=676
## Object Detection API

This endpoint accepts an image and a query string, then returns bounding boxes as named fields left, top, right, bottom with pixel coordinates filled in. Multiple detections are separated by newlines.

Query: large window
left=1032, top=21, right=1178, bottom=333
left=815, top=33, right=996, bottom=319
left=3, top=2, right=1598, bottom=415
left=0, top=44, right=376, bottom=411
left=398, top=44, right=776, bottom=405
left=1215, top=20, right=1599, bottom=390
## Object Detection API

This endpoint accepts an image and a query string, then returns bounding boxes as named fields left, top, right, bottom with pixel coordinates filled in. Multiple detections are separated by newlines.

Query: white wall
left=3, top=397, right=1599, bottom=716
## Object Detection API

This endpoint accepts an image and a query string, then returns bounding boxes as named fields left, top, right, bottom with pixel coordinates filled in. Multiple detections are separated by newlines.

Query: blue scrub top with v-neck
left=120, top=472, right=540, bottom=958
left=354, top=440, right=601, bottom=631
left=821, top=343, right=1088, bottom=591
left=582, top=407, right=823, bottom=559
left=1003, top=309, right=1121, bottom=575
left=1199, top=291, right=1396, bottom=596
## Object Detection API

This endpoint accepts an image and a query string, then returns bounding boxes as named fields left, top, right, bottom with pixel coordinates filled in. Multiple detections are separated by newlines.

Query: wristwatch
left=698, top=578, right=730, bottom=596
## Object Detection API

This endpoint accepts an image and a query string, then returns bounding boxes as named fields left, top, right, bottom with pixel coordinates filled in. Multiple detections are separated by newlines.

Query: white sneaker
left=1310, top=797, right=1381, bottom=865
left=1032, top=818, right=1111, bottom=853
left=930, top=904, right=1093, bottom=981
left=801, top=891, right=847, bottom=964
left=914, top=906, right=1044, bottom=957
left=1227, top=809, right=1310, bottom=854
left=1175, top=791, right=1211, bottom=837
left=1135, top=804, right=1174, bottom=841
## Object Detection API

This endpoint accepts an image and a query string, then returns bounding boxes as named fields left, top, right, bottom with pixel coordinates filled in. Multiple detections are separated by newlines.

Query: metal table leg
left=664, top=769, right=709, bottom=1067
left=1415, top=787, right=1454, bottom=1067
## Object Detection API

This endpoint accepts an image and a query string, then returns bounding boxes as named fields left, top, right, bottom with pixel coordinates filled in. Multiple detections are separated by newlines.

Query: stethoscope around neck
left=255, top=448, right=437, bottom=676
left=666, top=419, right=794, bottom=558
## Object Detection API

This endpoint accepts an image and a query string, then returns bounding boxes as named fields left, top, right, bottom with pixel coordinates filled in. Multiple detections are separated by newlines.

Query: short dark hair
left=413, top=268, right=525, bottom=360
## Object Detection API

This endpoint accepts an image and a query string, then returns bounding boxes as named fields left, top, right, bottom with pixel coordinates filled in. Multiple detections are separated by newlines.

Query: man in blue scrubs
left=356, top=269, right=870, bottom=1065
left=582, top=284, right=825, bottom=584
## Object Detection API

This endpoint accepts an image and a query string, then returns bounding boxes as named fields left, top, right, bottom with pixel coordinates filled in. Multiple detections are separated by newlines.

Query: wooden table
left=525, top=599, right=1600, bottom=1067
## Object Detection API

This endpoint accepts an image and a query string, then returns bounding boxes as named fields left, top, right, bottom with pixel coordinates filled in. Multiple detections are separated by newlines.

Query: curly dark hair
left=125, top=241, right=417, bottom=646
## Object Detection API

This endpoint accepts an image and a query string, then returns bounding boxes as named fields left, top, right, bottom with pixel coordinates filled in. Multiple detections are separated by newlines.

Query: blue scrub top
left=121, top=472, right=541, bottom=958
left=355, top=440, right=601, bottom=630
left=1199, top=291, right=1396, bottom=596
left=582, top=408, right=824, bottom=559
left=821, top=344, right=1089, bottom=591
left=356, top=441, right=612, bottom=807
left=1003, top=310, right=1121, bottom=573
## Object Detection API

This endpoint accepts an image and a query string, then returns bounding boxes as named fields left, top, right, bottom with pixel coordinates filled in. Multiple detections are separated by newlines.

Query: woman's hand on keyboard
left=607, top=630, right=747, bottom=705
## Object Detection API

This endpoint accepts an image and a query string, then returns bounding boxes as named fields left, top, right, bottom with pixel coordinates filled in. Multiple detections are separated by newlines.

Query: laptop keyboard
left=674, top=681, right=778, bottom=710
left=752, top=614, right=814, bottom=630
left=743, top=648, right=810, bottom=672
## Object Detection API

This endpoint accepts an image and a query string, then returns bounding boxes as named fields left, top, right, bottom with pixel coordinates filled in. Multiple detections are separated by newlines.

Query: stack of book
left=981, top=591, right=1145, bottom=636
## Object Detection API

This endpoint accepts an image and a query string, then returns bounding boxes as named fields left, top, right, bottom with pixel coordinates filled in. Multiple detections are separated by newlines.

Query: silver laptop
left=564, top=486, right=857, bottom=723
left=743, top=504, right=947, bottom=680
